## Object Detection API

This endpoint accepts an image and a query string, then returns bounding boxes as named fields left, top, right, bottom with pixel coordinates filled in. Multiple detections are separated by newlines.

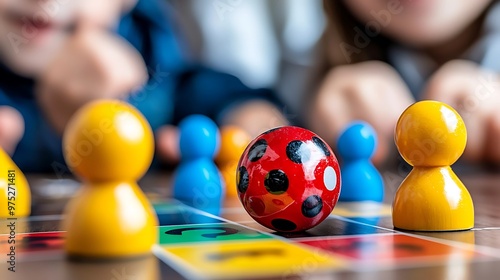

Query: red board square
left=1, top=231, right=65, bottom=253
left=299, top=233, right=477, bottom=264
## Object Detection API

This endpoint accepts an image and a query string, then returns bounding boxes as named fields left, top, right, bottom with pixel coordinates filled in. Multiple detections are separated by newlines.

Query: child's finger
left=421, top=60, right=479, bottom=107
left=0, top=106, right=25, bottom=154
left=461, top=109, right=487, bottom=162
left=155, top=125, right=180, bottom=164
left=485, top=113, right=500, bottom=163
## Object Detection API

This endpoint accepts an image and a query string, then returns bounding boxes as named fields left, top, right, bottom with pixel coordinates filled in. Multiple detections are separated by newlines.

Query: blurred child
left=309, top=0, right=500, bottom=164
left=0, top=0, right=287, bottom=172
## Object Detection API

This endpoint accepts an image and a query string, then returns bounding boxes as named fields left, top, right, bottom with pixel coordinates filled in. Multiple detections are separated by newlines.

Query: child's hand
left=422, top=60, right=500, bottom=163
left=221, top=100, right=289, bottom=138
left=36, top=27, right=147, bottom=134
left=0, top=106, right=24, bottom=155
left=156, top=125, right=181, bottom=164
left=308, top=61, right=414, bottom=164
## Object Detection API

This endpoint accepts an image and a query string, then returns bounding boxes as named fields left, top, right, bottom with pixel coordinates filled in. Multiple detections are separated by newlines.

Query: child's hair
left=308, top=1, right=385, bottom=93
left=321, top=0, right=391, bottom=66
left=321, top=0, right=497, bottom=68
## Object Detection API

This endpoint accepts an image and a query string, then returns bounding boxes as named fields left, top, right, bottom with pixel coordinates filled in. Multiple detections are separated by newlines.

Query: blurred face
left=0, top=0, right=135, bottom=77
left=343, top=0, right=493, bottom=48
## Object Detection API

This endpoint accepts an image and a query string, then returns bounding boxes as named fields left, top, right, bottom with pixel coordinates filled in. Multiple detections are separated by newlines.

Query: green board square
left=159, top=223, right=272, bottom=245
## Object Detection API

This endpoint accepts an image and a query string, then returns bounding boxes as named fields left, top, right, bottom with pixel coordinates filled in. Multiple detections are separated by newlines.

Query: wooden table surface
left=2, top=167, right=500, bottom=280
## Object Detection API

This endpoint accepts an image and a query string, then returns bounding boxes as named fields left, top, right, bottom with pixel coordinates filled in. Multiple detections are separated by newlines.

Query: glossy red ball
left=237, top=126, right=341, bottom=232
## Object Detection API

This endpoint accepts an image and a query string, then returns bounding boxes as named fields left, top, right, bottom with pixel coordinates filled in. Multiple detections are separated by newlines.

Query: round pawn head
left=395, top=100, right=466, bottom=166
left=63, top=100, right=154, bottom=182
left=179, top=115, right=220, bottom=160
left=215, top=125, right=251, bottom=164
left=337, top=121, right=377, bottom=161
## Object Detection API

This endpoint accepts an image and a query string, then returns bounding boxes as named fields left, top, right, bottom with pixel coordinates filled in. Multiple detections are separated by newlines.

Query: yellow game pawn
left=62, top=100, right=158, bottom=259
left=215, top=126, right=251, bottom=197
left=393, top=100, right=474, bottom=231
left=0, top=148, right=31, bottom=218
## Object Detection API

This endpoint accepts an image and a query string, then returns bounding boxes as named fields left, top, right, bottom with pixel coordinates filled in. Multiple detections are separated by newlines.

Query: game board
left=2, top=172, right=500, bottom=280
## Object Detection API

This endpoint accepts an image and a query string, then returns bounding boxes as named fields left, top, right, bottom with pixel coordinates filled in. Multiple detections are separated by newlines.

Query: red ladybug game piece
left=237, top=126, right=341, bottom=232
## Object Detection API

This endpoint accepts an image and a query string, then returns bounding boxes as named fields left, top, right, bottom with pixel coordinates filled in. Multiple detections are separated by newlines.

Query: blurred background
left=169, top=0, right=325, bottom=119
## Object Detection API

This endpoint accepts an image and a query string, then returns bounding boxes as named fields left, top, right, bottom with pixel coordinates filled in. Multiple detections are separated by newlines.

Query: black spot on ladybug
left=264, top=170, right=288, bottom=194
left=286, top=140, right=311, bottom=164
left=263, top=127, right=281, bottom=134
left=237, top=166, right=249, bottom=193
left=271, top=219, right=297, bottom=232
left=302, top=195, right=323, bottom=218
left=312, top=136, right=331, bottom=156
left=248, top=139, right=267, bottom=162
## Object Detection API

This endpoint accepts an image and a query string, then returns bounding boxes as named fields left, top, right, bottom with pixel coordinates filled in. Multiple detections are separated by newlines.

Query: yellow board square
left=155, top=239, right=345, bottom=279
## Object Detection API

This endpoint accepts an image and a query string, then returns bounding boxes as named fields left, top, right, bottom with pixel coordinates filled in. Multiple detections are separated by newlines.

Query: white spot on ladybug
left=323, top=166, right=337, bottom=191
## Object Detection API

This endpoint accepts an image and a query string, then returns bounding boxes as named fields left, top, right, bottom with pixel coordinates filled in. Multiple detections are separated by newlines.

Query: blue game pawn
left=337, top=121, right=384, bottom=202
left=172, top=115, right=225, bottom=216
